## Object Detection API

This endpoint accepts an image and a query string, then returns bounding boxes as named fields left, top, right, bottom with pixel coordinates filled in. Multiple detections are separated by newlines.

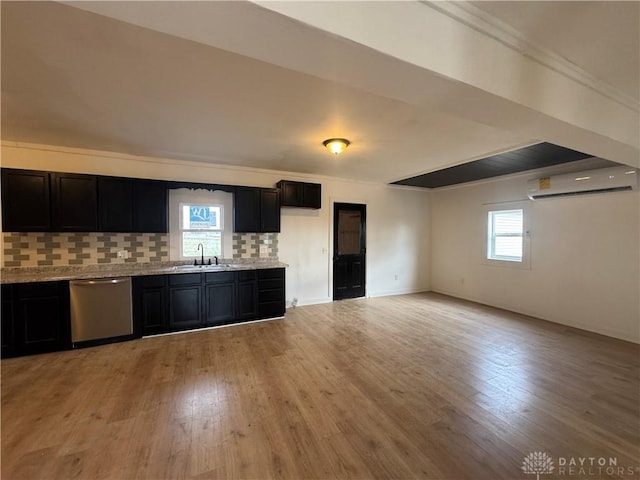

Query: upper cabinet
left=1, top=168, right=168, bottom=233
left=234, top=187, right=281, bottom=233
left=132, top=180, right=168, bottom=233
left=52, top=173, right=98, bottom=231
left=99, top=177, right=167, bottom=233
left=260, top=188, right=281, bottom=232
left=1, top=169, right=52, bottom=231
left=98, top=177, right=134, bottom=232
left=277, top=180, right=321, bottom=209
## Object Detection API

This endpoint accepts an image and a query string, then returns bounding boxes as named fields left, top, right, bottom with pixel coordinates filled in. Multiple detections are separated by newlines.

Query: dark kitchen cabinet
left=2, top=285, right=16, bottom=357
left=277, top=180, right=321, bottom=209
left=1, top=169, right=52, bottom=231
left=98, top=177, right=168, bottom=233
left=236, top=270, right=258, bottom=320
left=133, top=180, right=168, bottom=233
left=133, top=275, right=168, bottom=336
left=234, top=187, right=260, bottom=232
left=1, top=281, right=71, bottom=358
left=168, top=273, right=202, bottom=330
left=204, top=271, right=236, bottom=325
left=234, top=187, right=281, bottom=233
left=98, top=177, right=133, bottom=232
left=260, top=189, right=281, bottom=232
left=134, top=268, right=284, bottom=337
left=1, top=169, right=99, bottom=232
left=258, top=268, right=286, bottom=319
left=52, top=173, right=98, bottom=231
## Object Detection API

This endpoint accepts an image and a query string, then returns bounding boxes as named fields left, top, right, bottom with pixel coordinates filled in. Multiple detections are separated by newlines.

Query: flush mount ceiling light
left=323, top=138, right=350, bottom=155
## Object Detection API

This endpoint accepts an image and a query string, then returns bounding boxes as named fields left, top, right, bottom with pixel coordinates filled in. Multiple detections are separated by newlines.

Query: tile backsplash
left=2, top=232, right=278, bottom=268
left=232, top=233, right=278, bottom=260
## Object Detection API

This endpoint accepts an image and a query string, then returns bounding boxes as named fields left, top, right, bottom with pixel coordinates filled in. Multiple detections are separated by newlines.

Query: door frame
left=332, top=202, right=367, bottom=301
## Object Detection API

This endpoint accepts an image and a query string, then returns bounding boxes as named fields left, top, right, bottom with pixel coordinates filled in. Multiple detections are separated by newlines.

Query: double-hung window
left=180, top=204, right=223, bottom=258
left=487, top=209, right=524, bottom=262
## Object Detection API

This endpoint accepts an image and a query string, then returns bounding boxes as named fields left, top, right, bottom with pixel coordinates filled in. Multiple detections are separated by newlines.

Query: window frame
left=168, top=189, right=233, bottom=262
left=483, top=202, right=531, bottom=269
left=179, top=203, right=224, bottom=259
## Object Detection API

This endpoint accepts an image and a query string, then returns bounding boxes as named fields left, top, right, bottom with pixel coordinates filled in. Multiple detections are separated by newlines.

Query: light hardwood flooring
left=2, top=292, right=639, bottom=479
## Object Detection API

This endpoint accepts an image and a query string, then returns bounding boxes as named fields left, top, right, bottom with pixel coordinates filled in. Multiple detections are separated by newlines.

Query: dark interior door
left=333, top=203, right=366, bottom=300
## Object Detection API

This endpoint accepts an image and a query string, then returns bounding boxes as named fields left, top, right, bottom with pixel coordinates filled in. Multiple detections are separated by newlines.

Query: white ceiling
left=470, top=1, right=639, bottom=103
left=1, top=1, right=638, bottom=183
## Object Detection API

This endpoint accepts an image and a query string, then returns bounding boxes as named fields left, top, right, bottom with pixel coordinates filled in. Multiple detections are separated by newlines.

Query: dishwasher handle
left=70, top=278, right=130, bottom=286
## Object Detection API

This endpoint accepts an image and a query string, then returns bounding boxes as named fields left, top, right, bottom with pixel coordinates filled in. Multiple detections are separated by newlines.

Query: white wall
left=1, top=142, right=431, bottom=305
left=431, top=171, right=640, bottom=343
left=281, top=183, right=430, bottom=306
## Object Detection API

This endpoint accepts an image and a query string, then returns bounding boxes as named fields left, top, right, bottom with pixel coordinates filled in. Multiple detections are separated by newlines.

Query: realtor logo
left=522, top=451, right=555, bottom=480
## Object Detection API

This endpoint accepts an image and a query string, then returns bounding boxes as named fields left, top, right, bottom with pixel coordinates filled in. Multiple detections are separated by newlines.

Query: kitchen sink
left=170, top=264, right=242, bottom=271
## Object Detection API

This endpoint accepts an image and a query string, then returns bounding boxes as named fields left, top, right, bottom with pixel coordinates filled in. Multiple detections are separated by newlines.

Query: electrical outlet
left=259, top=245, right=268, bottom=257
left=117, top=250, right=130, bottom=259
left=394, top=274, right=398, bottom=281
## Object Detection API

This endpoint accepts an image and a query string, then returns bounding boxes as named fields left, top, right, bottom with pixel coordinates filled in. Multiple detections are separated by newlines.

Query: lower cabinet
left=204, top=272, right=236, bottom=325
left=133, top=275, right=168, bottom=335
left=236, top=271, right=258, bottom=320
left=134, top=268, right=285, bottom=336
left=258, top=268, right=286, bottom=319
left=1, top=281, right=71, bottom=358
left=1, top=285, right=16, bottom=357
left=168, top=274, right=202, bottom=331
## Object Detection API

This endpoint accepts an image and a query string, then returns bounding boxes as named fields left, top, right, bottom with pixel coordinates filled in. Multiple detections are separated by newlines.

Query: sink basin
left=171, top=264, right=221, bottom=271
left=170, top=264, right=243, bottom=271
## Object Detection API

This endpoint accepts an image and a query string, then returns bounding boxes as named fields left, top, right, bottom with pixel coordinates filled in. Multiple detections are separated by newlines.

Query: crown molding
left=0, top=141, right=398, bottom=189
left=424, top=1, right=639, bottom=114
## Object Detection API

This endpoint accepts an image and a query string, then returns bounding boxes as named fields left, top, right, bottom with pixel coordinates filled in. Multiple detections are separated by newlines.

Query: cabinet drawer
left=169, top=273, right=202, bottom=286
left=136, top=275, right=166, bottom=288
left=238, top=270, right=257, bottom=282
left=15, top=281, right=62, bottom=298
left=258, top=278, right=284, bottom=290
left=258, top=268, right=284, bottom=280
left=259, top=289, right=283, bottom=303
left=205, top=271, right=235, bottom=284
left=258, top=301, right=285, bottom=318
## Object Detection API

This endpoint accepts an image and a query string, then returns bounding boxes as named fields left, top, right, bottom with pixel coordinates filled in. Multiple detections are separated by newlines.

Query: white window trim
left=482, top=201, right=531, bottom=270
left=179, top=203, right=223, bottom=258
left=169, top=189, right=233, bottom=261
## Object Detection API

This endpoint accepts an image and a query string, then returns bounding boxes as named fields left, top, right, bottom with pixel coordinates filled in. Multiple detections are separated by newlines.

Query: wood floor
left=2, top=292, right=639, bottom=480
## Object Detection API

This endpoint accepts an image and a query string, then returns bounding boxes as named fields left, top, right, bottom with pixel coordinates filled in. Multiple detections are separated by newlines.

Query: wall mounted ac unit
left=527, top=166, right=638, bottom=200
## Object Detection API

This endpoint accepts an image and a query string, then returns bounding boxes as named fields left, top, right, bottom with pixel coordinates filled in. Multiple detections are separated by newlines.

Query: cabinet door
left=303, top=183, right=322, bottom=209
left=169, top=286, right=202, bottom=330
left=98, top=177, right=133, bottom=232
left=279, top=181, right=303, bottom=207
left=133, top=181, right=168, bottom=233
left=1, top=169, right=51, bottom=231
left=236, top=279, right=258, bottom=320
left=1, top=285, right=16, bottom=358
left=260, top=188, right=281, bottom=233
left=52, top=173, right=98, bottom=231
left=205, top=283, right=236, bottom=325
left=14, top=281, right=71, bottom=355
left=234, top=187, right=260, bottom=233
left=133, top=276, right=168, bottom=336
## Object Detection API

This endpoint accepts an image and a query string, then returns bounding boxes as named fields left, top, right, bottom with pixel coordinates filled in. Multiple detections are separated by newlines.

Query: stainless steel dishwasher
left=69, top=277, right=133, bottom=345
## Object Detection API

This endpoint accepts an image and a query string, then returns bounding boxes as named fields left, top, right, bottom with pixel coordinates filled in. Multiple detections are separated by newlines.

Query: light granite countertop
left=0, top=259, right=288, bottom=284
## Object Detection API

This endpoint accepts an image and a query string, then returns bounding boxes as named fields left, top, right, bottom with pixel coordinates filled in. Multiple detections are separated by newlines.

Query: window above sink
left=168, top=189, right=233, bottom=262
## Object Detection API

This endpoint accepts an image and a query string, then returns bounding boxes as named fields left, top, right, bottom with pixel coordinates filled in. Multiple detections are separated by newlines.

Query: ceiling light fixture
left=323, top=138, right=350, bottom=155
